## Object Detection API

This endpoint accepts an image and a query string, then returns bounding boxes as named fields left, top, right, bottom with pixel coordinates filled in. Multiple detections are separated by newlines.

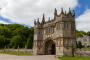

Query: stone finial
left=61, top=8, right=64, bottom=14
left=48, top=17, right=50, bottom=22
left=54, top=8, right=57, bottom=19
left=34, top=19, right=36, bottom=25
left=37, top=18, right=40, bottom=24
left=42, top=13, right=45, bottom=24
left=54, top=8, right=57, bottom=15
left=68, top=8, right=72, bottom=15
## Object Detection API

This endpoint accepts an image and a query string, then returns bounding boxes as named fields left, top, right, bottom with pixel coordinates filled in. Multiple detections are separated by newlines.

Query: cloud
left=76, top=9, right=90, bottom=31
left=0, top=0, right=78, bottom=26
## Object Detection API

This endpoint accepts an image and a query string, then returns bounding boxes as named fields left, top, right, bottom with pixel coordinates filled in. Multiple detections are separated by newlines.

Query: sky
left=0, top=0, right=90, bottom=31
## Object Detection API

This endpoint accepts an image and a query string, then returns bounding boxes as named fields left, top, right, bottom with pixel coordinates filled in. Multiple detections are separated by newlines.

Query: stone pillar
left=33, top=40, right=37, bottom=55
left=56, top=46, right=64, bottom=56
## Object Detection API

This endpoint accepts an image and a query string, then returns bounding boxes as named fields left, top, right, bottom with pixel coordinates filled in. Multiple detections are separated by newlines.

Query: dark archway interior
left=45, top=40, right=56, bottom=55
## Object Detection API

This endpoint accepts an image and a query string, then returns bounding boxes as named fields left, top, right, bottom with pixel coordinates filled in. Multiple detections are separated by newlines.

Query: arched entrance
left=45, top=40, right=56, bottom=55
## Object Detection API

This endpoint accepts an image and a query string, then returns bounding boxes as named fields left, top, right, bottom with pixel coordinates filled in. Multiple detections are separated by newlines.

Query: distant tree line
left=76, top=30, right=90, bottom=38
left=0, top=24, right=34, bottom=49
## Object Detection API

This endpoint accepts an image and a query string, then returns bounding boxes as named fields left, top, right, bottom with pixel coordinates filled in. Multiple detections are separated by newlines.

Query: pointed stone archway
left=45, top=40, right=56, bottom=55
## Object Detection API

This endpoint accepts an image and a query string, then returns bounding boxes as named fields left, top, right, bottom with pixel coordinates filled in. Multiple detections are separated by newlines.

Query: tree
left=0, top=24, right=34, bottom=49
left=26, top=35, right=33, bottom=49
left=76, top=41, right=83, bottom=49
left=0, top=26, right=12, bottom=38
left=87, top=31, right=90, bottom=36
left=0, top=35, right=5, bottom=48
left=76, top=30, right=87, bottom=38
left=26, top=27, right=34, bottom=49
left=10, top=35, right=23, bottom=48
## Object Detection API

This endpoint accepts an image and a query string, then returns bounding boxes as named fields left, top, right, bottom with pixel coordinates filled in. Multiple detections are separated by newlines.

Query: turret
left=37, top=18, right=40, bottom=25
left=34, top=20, right=36, bottom=25
left=54, top=8, right=57, bottom=19
left=59, top=8, right=66, bottom=17
left=41, top=14, right=45, bottom=24
left=54, top=8, right=57, bottom=16
left=61, top=8, right=64, bottom=14
left=48, top=17, right=51, bottom=22
left=67, top=8, right=73, bottom=16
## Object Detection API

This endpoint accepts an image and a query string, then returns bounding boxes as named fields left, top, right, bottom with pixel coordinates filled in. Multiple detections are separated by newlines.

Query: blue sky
left=75, top=0, right=90, bottom=17
left=0, top=0, right=90, bottom=31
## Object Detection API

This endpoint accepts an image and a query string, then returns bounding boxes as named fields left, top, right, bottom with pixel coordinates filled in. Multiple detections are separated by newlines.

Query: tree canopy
left=0, top=24, right=34, bottom=49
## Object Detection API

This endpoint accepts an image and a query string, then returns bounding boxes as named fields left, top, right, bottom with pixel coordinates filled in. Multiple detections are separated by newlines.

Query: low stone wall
left=75, top=50, right=90, bottom=56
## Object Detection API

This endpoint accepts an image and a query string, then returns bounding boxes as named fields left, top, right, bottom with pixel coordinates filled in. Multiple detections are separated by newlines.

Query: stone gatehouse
left=33, top=8, right=76, bottom=56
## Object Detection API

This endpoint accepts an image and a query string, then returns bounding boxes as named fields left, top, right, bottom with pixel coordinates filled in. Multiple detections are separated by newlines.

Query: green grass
left=58, top=56, right=90, bottom=60
left=81, top=48, right=90, bottom=51
left=0, top=51, right=32, bottom=56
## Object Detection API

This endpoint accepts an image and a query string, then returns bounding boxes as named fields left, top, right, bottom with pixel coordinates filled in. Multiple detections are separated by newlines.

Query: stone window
left=48, top=27, right=51, bottom=33
left=38, top=31, right=42, bottom=35
left=56, top=23, right=61, bottom=30
left=64, top=23, right=68, bottom=29
left=45, top=27, right=54, bottom=34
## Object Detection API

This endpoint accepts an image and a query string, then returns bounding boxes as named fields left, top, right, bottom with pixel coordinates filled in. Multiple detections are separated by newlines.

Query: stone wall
left=75, top=50, right=90, bottom=56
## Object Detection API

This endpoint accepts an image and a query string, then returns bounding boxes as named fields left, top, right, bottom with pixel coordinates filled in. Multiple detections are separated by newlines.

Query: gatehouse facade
left=33, top=8, right=76, bottom=56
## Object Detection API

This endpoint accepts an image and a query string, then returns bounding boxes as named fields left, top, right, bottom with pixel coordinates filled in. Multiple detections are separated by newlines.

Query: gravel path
left=0, top=54, right=57, bottom=60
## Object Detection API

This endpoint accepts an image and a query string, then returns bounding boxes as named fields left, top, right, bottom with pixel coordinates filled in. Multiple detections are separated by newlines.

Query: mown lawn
left=81, top=48, right=90, bottom=51
left=58, top=56, right=90, bottom=60
left=0, top=51, right=32, bottom=56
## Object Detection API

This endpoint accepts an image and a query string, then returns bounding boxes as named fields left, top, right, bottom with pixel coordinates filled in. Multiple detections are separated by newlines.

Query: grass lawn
left=81, top=48, right=90, bottom=51
left=58, top=56, right=90, bottom=60
left=0, top=51, right=32, bottom=56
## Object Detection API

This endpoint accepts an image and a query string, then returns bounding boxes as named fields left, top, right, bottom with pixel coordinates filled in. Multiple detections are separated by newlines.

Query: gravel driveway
left=0, top=54, right=57, bottom=60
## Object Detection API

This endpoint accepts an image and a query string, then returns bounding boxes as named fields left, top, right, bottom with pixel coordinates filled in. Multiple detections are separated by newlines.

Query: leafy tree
left=76, top=41, right=83, bottom=49
left=0, top=26, right=12, bottom=38
left=86, top=31, right=90, bottom=36
left=76, top=30, right=86, bottom=38
left=0, top=35, right=5, bottom=48
left=26, top=35, right=33, bottom=49
left=0, top=24, right=33, bottom=49
left=26, top=27, right=34, bottom=49
left=10, top=35, right=23, bottom=48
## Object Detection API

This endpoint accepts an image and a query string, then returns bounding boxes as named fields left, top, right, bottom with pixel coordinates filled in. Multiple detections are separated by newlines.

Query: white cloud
left=0, top=0, right=78, bottom=26
left=76, top=9, right=90, bottom=31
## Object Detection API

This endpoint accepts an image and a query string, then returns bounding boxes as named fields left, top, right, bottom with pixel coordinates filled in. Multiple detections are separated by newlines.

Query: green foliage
left=26, top=35, right=33, bottom=49
left=0, top=24, right=34, bottom=49
left=76, top=41, right=83, bottom=49
left=76, top=30, right=86, bottom=38
left=86, top=31, right=90, bottom=36
left=26, top=27, right=34, bottom=49
left=0, top=35, right=5, bottom=48
left=10, top=35, right=23, bottom=48
left=76, top=30, right=90, bottom=38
